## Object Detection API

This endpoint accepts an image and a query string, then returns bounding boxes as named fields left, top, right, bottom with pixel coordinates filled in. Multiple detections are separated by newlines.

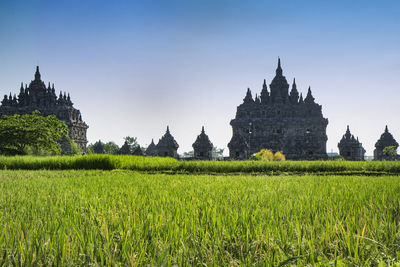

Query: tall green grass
left=1, top=155, right=400, bottom=174
left=0, top=170, right=399, bottom=265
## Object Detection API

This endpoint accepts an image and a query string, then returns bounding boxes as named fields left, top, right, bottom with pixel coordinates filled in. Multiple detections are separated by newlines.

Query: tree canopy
left=0, top=111, right=68, bottom=155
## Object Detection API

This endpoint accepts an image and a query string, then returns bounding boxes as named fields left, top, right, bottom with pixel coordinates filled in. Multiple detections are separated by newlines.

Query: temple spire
left=276, top=57, right=282, bottom=76
left=34, top=66, right=41, bottom=81
left=201, top=126, right=205, bottom=134
left=243, top=88, right=254, bottom=103
left=385, top=125, right=388, bottom=133
left=304, top=86, right=315, bottom=104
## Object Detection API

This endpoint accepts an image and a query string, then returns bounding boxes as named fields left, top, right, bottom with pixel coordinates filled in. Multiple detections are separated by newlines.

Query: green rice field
left=1, top=154, right=400, bottom=175
left=0, top=170, right=399, bottom=265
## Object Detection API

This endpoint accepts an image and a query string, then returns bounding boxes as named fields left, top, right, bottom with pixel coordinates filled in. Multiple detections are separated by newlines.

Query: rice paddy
left=0, top=170, right=399, bottom=265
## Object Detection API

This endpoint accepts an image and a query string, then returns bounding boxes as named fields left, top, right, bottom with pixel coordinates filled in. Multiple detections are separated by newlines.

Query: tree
left=0, top=111, right=68, bottom=155
left=212, top=147, right=225, bottom=160
left=59, top=134, right=81, bottom=155
left=104, top=141, right=119, bottom=155
left=124, top=136, right=139, bottom=150
left=88, top=140, right=106, bottom=154
left=383, top=146, right=397, bottom=161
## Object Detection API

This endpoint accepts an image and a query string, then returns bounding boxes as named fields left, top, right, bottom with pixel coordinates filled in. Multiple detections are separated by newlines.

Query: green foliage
left=88, top=141, right=121, bottom=155
left=382, top=146, right=397, bottom=160
left=212, top=146, right=224, bottom=160
left=104, top=141, right=119, bottom=155
left=0, top=111, right=68, bottom=155
left=332, top=155, right=345, bottom=161
left=123, top=136, right=139, bottom=150
left=87, top=140, right=106, bottom=154
left=59, top=134, right=81, bottom=155
left=0, top=170, right=399, bottom=265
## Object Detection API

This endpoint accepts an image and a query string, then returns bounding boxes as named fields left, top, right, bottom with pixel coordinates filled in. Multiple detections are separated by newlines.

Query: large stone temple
left=0, top=67, right=88, bottom=151
left=228, top=59, right=328, bottom=160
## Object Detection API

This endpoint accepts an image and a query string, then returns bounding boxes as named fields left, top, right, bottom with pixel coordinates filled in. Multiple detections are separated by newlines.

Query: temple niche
left=338, top=126, right=365, bottom=161
left=192, top=126, right=213, bottom=160
left=374, top=126, right=399, bottom=160
left=228, top=59, right=328, bottom=160
left=156, top=126, right=179, bottom=159
left=0, top=66, right=88, bottom=152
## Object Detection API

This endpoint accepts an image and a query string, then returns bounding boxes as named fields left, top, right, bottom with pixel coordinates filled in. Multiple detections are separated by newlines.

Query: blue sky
left=1, top=0, right=399, bottom=155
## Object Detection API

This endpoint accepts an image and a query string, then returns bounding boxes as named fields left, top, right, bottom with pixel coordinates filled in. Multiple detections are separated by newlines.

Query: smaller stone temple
left=132, top=145, right=144, bottom=156
left=156, top=126, right=179, bottom=158
left=118, top=141, right=131, bottom=155
left=374, top=126, right=399, bottom=160
left=145, top=139, right=158, bottom=156
left=192, top=126, right=213, bottom=160
left=338, top=126, right=365, bottom=160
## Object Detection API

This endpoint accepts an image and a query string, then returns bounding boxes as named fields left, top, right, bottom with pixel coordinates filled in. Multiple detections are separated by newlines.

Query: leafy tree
left=182, top=150, right=194, bottom=158
left=87, top=140, right=119, bottom=155
left=88, top=140, right=106, bottom=154
left=59, top=134, right=81, bottom=155
left=212, top=147, right=225, bottom=160
left=104, top=141, right=119, bottom=155
left=0, top=111, right=68, bottom=155
left=383, top=146, right=398, bottom=161
left=124, top=136, right=139, bottom=150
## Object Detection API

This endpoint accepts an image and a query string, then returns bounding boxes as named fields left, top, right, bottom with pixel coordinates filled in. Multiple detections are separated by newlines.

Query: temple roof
left=375, top=126, right=399, bottom=149
left=145, top=139, right=158, bottom=156
left=157, top=126, right=179, bottom=149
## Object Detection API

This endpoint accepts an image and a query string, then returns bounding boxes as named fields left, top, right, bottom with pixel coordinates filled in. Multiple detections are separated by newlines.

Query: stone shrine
left=374, top=126, right=399, bottom=160
left=338, top=126, right=365, bottom=160
left=145, top=139, right=158, bottom=156
left=156, top=126, right=179, bottom=159
left=192, top=126, right=213, bottom=160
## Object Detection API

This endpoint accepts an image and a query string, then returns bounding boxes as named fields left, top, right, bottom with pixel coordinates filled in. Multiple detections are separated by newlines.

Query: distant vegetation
left=1, top=154, right=400, bottom=174
left=0, top=170, right=398, bottom=265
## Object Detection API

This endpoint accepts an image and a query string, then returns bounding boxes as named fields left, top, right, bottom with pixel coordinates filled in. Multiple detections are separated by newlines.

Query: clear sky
left=1, top=0, right=399, bottom=155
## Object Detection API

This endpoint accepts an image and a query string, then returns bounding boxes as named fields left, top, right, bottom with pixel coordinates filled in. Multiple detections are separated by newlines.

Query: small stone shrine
left=145, top=139, right=158, bottom=156
left=192, top=126, right=213, bottom=160
left=118, top=141, right=131, bottom=155
left=374, top=126, right=399, bottom=160
left=132, top=145, right=144, bottom=156
left=338, top=126, right=365, bottom=160
left=156, top=126, right=179, bottom=158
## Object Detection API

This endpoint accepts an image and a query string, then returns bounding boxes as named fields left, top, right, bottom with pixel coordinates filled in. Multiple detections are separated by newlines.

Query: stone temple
left=192, top=126, right=213, bottom=160
left=338, top=126, right=365, bottom=160
left=228, top=59, right=328, bottom=160
left=156, top=126, right=179, bottom=159
left=374, top=126, right=399, bottom=160
left=0, top=67, right=88, bottom=151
